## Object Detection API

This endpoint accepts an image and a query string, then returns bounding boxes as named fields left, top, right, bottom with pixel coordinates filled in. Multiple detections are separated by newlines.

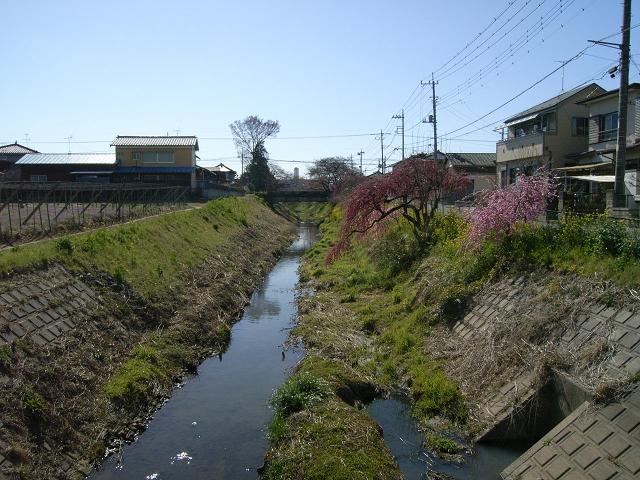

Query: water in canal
left=367, top=397, right=529, bottom=480
left=92, top=225, right=318, bottom=480
left=92, top=224, right=525, bottom=480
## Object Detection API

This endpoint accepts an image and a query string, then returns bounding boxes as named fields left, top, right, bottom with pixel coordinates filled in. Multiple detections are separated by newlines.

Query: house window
left=142, top=152, right=174, bottom=164
left=599, top=112, right=618, bottom=142
left=541, top=112, right=557, bottom=133
left=30, top=175, right=47, bottom=182
left=572, top=117, right=588, bottom=136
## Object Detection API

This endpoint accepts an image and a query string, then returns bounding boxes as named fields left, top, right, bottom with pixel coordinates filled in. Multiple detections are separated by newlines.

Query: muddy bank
left=0, top=198, right=293, bottom=479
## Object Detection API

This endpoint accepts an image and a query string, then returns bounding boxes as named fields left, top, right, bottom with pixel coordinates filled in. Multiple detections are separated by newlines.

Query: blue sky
left=1, top=0, right=638, bottom=174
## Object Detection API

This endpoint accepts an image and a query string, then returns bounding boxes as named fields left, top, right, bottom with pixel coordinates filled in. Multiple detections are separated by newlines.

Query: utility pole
left=588, top=0, right=631, bottom=209
left=65, top=135, right=73, bottom=154
left=350, top=154, right=354, bottom=169
left=425, top=74, right=439, bottom=162
left=357, top=150, right=365, bottom=173
left=615, top=0, right=631, bottom=209
left=379, top=130, right=385, bottom=173
left=392, top=110, right=405, bottom=161
left=239, top=150, right=245, bottom=176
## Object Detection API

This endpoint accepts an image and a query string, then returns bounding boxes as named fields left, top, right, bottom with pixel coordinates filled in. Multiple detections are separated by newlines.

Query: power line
left=439, top=24, right=640, bottom=140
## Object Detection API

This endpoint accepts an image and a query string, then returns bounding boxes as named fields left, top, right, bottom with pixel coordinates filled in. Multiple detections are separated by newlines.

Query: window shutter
left=588, top=115, right=600, bottom=144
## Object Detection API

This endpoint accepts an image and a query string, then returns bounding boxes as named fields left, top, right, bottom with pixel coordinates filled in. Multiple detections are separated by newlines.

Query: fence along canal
left=0, top=182, right=188, bottom=244
left=91, top=225, right=318, bottom=480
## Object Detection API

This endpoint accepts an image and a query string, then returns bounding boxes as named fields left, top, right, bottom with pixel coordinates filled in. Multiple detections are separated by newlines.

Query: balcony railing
left=497, top=132, right=545, bottom=163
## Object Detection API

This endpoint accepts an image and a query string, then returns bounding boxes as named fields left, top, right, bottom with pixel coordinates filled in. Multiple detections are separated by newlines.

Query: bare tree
left=229, top=115, right=280, bottom=192
left=229, top=115, right=280, bottom=157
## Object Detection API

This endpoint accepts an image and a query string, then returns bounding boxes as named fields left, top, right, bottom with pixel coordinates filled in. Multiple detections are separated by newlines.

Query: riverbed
left=91, top=225, right=318, bottom=480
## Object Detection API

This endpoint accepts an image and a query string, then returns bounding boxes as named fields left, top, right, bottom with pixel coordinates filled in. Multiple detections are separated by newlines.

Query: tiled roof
left=504, top=83, right=605, bottom=124
left=445, top=152, right=496, bottom=168
left=111, top=136, right=199, bottom=150
left=405, top=151, right=496, bottom=168
left=0, top=143, right=39, bottom=155
left=16, top=153, right=116, bottom=165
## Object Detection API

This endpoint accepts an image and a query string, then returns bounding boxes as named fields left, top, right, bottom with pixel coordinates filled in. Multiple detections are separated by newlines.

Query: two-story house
left=111, top=135, right=199, bottom=190
left=569, top=84, right=640, bottom=199
left=496, top=83, right=605, bottom=186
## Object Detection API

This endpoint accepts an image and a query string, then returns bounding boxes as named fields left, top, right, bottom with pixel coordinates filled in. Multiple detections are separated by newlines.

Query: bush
left=584, top=216, right=628, bottom=256
left=270, top=373, right=329, bottom=417
left=430, top=212, right=467, bottom=246
left=369, top=221, right=420, bottom=274
left=55, top=237, right=73, bottom=254
left=23, top=391, right=48, bottom=420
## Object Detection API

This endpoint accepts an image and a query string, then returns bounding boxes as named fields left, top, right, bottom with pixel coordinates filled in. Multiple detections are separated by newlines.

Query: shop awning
left=567, top=175, right=615, bottom=183
left=504, top=113, right=539, bottom=127
left=556, top=161, right=612, bottom=171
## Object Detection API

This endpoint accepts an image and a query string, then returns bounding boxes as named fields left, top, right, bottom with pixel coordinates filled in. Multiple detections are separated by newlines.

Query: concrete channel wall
left=451, top=275, right=640, bottom=479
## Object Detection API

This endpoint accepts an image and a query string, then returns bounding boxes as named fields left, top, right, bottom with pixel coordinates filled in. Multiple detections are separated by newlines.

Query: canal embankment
left=262, top=208, right=640, bottom=479
left=0, top=196, right=294, bottom=479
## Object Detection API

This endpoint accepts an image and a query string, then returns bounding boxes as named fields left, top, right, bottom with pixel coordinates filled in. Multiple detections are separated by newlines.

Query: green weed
left=427, top=434, right=460, bottom=454
left=270, top=372, right=329, bottom=417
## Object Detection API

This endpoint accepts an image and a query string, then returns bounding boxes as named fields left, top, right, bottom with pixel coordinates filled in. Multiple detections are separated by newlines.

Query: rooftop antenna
left=65, top=135, right=73, bottom=154
left=24, top=133, right=30, bottom=146
left=554, top=60, right=567, bottom=92
left=174, top=129, right=181, bottom=136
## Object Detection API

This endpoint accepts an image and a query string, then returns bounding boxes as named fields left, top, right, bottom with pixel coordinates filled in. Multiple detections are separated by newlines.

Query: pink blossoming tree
left=467, top=169, right=557, bottom=246
left=327, top=157, right=470, bottom=262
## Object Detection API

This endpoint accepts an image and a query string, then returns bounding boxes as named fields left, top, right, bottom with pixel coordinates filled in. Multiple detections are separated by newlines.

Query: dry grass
left=424, top=270, right=640, bottom=430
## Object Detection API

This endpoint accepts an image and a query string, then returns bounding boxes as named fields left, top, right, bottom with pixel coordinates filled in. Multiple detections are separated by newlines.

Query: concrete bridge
left=264, top=190, right=329, bottom=203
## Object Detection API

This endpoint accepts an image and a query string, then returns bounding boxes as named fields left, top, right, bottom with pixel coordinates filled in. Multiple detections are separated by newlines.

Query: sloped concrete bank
left=0, top=197, right=293, bottom=479
left=426, top=271, right=640, bottom=479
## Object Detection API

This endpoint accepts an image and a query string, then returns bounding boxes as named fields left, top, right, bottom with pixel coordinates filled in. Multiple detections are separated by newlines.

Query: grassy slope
left=0, top=196, right=295, bottom=478
left=0, top=196, right=266, bottom=298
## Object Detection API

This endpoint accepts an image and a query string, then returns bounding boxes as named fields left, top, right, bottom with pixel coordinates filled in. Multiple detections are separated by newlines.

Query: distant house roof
left=206, top=163, right=236, bottom=173
left=443, top=152, right=496, bottom=168
left=0, top=142, right=39, bottom=155
left=16, top=153, right=116, bottom=165
left=111, top=135, right=199, bottom=150
left=399, top=151, right=496, bottom=169
left=577, top=83, right=640, bottom=105
left=504, top=83, right=605, bottom=124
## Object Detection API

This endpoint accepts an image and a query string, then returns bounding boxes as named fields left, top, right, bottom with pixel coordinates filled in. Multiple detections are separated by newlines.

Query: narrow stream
left=92, top=224, right=526, bottom=480
left=92, top=225, right=318, bottom=480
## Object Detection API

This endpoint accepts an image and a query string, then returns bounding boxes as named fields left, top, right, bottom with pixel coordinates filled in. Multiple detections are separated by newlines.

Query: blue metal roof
left=114, top=166, right=194, bottom=174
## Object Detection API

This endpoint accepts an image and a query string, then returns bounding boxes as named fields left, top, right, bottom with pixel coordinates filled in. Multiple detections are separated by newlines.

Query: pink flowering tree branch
left=327, top=157, right=470, bottom=262
left=467, top=169, right=557, bottom=246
